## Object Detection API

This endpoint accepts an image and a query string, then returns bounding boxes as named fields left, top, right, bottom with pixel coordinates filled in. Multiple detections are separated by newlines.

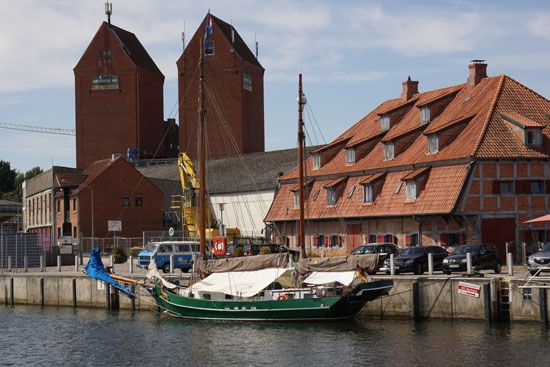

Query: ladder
left=499, top=280, right=511, bottom=321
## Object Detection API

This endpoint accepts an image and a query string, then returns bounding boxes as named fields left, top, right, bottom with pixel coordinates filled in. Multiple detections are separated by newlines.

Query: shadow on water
left=1, top=306, right=549, bottom=367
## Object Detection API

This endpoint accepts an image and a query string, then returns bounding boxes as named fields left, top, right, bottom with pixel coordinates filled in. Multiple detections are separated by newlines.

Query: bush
left=112, top=246, right=128, bottom=264
left=260, top=246, right=271, bottom=255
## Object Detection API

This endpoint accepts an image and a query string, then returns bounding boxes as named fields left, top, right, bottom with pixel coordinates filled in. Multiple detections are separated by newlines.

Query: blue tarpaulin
left=85, top=247, right=135, bottom=298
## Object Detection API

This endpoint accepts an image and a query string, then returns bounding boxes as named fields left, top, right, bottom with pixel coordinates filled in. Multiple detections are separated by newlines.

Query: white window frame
left=525, top=129, right=542, bottom=147
left=383, top=142, right=395, bottom=160
left=428, top=134, right=439, bottom=153
left=345, top=148, right=356, bottom=165
left=406, top=180, right=417, bottom=200
left=420, top=106, right=431, bottom=124
left=326, top=187, right=337, bottom=206
left=293, top=192, right=299, bottom=208
left=312, top=154, right=321, bottom=169
left=380, top=115, right=390, bottom=131
left=363, top=184, right=373, bottom=203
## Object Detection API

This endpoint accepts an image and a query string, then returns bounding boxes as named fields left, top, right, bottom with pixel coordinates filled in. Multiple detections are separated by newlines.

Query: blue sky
left=1, top=0, right=549, bottom=172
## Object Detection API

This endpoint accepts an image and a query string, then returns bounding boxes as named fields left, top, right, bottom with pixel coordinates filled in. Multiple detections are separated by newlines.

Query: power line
left=0, top=122, right=75, bottom=136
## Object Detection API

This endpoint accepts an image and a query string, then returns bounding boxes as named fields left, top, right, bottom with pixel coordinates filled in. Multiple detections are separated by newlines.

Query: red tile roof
left=401, top=167, right=430, bottom=181
left=500, top=111, right=544, bottom=128
left=359, top=172, right=386, bottom=185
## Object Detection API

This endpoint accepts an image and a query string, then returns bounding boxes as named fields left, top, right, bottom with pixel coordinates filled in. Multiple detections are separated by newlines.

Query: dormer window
left=312, top=154, right=321, bottom=169
left=406, top=180, right=417, bottom=200
left=526, top=129, right=542, bottom=146
left=420, top=106, right=431, bottom=124
left=293, top=192, right=299, bottom=209
left=383, top=143, right=395, bottom=160
left=428, top=134, right=439, bottom=153
left=345, top=149, right=356, bottom=165
left=380, top=116, right=390, bottom=131
left=363, top=184, right=374, bottom=203
left=326, top=187, right=337, bottom=206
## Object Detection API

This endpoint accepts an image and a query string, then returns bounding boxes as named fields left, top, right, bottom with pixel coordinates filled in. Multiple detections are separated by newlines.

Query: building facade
left=265, top=62, right=550, bottom=260
left=74, top=21, right=165, bottom=169
left=177, top=14, right=265, bottom=160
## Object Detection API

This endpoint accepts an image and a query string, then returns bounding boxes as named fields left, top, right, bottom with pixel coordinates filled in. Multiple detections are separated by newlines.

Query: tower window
left=205, top=40, right=215, bottom=55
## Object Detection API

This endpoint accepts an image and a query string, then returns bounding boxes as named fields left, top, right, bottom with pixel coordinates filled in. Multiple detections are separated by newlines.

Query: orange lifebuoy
left=276, top=294, right=289, bottom=301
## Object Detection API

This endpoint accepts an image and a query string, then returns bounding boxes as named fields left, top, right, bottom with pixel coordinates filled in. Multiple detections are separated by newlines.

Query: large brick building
left=265, top=62, right=550, bottom=260
left=177, top=14, right=265, bottom=159
left=74, top=21, right=165, bottom=169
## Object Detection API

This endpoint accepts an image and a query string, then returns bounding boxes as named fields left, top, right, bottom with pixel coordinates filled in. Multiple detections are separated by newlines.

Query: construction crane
left=0, top=122, right=75, bottom=136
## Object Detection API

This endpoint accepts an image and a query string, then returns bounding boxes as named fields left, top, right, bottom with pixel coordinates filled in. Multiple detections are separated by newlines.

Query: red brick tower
left=74, top=21, right=164, bottom=169
left=177, top=14, right=265, bottom=159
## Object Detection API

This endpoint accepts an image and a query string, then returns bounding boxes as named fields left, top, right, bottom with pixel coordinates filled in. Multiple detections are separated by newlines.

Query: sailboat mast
left=298, top=74, right=306, bottom=259
left=198, top=23, right=207, bottom=259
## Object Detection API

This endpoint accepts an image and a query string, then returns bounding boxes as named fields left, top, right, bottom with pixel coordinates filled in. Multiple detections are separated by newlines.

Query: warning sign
left=457, top=281, right=481, bottom=298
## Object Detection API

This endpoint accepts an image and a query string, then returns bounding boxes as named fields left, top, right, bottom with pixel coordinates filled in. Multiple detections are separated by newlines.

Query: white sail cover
left=189, top=268, right=289, bottom=297
left=304, top=271, right=356, bottom=286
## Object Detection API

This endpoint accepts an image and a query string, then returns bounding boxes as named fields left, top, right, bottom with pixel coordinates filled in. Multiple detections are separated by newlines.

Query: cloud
left=529, top=13, right=550, bottom=39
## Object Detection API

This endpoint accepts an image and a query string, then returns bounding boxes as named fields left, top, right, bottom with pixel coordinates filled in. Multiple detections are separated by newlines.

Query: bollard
left=129, top=255, right=134, bottom=274
left=40, top=256, right=45, bottom=272
left=57, top=255, right=61, bottom=272
left=466, top=252, right=472, bottom=275
left=428, top=253, right=433, bottom=275
left=390, top=254, right=395, bottom=276
left=109, top=255, right=114, bottom=268
left=39, top=278, right=44, bottom=307
left=522, top=243, right=527, bottom=265
left=7, top=256, right=11, bottom=272
left=10, top=277, right=14, bottom=306
left=507, top=253, right=513, bottom=276
left=23, top=256, right=28, bottom=273
left=72, top=278, right=77, bottom=308
left=75, top=255, right=80, bottom=272
left=170, top=255, right=174, bottom=274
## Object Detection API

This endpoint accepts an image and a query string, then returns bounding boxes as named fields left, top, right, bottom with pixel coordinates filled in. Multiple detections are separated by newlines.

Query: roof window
left=383, top=143, right=394, bottom=160
left=526, top=129, right=542, bottom=147
left=380, top=116, right=390, bottom=131
left=427, top=134, right=439, bottom=154
left=420, top=106, right=431, bottom=124
left=312, top=154, right=321, bottom=169
left=345, top=149, right=356, bottom=165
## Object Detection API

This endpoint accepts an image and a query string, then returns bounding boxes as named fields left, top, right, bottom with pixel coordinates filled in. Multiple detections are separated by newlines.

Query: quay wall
left=1, top=273, right=549, bottom=323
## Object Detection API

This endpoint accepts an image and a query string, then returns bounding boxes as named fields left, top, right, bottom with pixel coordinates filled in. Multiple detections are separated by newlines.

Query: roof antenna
left=105, top=2, right=112, bottom=25
left=255, top=31, right=259, bottom=59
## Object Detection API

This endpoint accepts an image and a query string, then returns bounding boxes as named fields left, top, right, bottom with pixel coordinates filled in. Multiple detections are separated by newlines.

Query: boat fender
left=276, top=294, right=289, bottom=301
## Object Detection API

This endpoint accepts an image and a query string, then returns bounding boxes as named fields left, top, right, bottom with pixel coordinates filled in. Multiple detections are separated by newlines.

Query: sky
left=0, top=0, right=549, bottom=172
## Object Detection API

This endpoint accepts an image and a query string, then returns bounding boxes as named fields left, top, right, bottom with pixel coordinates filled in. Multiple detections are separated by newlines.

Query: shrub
left=112, top=246, right=128, bottom=264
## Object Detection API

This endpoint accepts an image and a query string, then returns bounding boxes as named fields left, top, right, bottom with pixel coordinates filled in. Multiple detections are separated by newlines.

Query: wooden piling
left=72, top=278, right=77, bottom=308
left=412, top=281, right=420, bottom=320
left=540, top=288, right=548, bottom=325
left=40, top=278, right=44, bottom=307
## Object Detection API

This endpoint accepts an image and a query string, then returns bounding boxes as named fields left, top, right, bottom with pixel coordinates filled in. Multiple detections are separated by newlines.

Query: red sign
left=458, top=281, right=481, bottom=298
left=213, top=237, right=227, bottom=257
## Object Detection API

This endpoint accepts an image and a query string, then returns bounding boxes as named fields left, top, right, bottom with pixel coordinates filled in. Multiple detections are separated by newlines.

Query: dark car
left=442, top=244, right=502, bottom=274
left=527, top=242, right=550, bottom=276
left=351, top=243, right=399, bottom=274
left=381, top=246, right=449, bottom=275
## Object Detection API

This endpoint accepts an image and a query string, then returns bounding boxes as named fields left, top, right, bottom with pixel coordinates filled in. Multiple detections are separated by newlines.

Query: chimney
left=467, top=60, right=487, bottom=87
left=401, top=76, right=419, bottom=101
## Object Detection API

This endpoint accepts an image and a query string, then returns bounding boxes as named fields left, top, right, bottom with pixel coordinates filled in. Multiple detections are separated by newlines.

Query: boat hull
left=149, top=280, right=393, bottom=321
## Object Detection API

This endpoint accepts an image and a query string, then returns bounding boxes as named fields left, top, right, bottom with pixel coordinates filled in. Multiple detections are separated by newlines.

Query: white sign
left=457, top=281, right=481, bottom=298
left=108, top=220, right=122, bottom=232
left=97, top=281, right=105, bottom=290
left=168, top=227, right=175, bottom=237
left=60, top=244, right=72, bottom=254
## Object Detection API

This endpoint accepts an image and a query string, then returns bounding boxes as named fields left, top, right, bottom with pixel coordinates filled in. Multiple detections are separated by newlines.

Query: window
left=326, top=187, right=337, bottom=206
left=363, top=184, right=374, bottom=203
left=383, top=143, right=395, bottom=160
left=318, top=234, right=325, bottom=247
left=122, top=197, right=130, bottom=207
left=73, top=226, right=77, bottom=238
left=380, top=116, right=390, bottom=131
left=531, top=180, right=544, bottom=194
left=384, top=234, right=393, bottom=244
left=500, top=181, right=514, bottom=195
left=428, top=134, right=439, bottom=153
left=243, top=73, right=252, bottom=92
left=368, top=234, right=376, bottom=243
left=522, top=287, right=533, bottom=300
left=420, top=106, right=431, bottom=124
left=293, top=192, right=299, bottom=209
left=57, top=200, right=60, bottom=213
left=91, top=75, right=119, bottom=90
left=205, top=40, right=215, bottom=55
left=411, top=233, right=419, bottom=246
left=72, top=198, right=77, bottom=211
left=345, top=149, right=356, bottom=165
left=57, top=227, right=61, bottom=238
left=312, top=154, right=321, bottom=169
left=158, top=245, right=172, bottom=253
left=406, top=180, right=417, bottom=200
left=135, top=197, right=143, bottom=206
left=331, top=235, right=339, bottom=247
left=525, top=129, right=542, bottom=146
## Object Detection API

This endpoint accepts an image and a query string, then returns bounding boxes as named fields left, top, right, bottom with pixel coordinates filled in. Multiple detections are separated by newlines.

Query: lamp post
left=218, top=203, right=225, bottom=236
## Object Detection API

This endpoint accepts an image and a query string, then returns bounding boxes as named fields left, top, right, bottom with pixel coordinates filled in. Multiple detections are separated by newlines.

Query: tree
left=1, top=165, right=42, bottom=202
left=0, top=160, right=16, bottom=195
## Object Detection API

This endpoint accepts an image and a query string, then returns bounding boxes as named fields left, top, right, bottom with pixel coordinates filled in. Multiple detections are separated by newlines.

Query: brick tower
left=74, top=21, right=165, bottom=169
left=177, top=13, right=265, bottom=159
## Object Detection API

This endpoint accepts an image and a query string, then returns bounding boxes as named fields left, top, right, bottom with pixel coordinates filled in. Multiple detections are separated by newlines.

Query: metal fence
left=0, top=231, right=44, bottom=269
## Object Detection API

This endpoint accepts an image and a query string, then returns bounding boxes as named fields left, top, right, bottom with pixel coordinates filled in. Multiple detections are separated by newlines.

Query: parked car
left=351, top=243, right=399, bottom=274
left=527, top=242, right=550, bottom=276
left=381, top=246, right=449, bottom=275
left=442, top=244, right=501, bottom=274
left=137, top=241, right=199, bottom=273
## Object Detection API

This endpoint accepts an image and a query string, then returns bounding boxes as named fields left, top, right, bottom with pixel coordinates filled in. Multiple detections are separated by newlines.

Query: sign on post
left=458, top=281, right=481, bottom=298
left=108, top=220, right=122, bottom=232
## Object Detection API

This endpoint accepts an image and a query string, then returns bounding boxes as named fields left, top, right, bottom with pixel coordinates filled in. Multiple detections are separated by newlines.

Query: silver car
left=527, top=242, right=550, bottom=276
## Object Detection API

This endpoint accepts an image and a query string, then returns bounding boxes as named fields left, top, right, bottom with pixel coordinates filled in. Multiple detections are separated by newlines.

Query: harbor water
left=1, top=305, right=548, bottom=367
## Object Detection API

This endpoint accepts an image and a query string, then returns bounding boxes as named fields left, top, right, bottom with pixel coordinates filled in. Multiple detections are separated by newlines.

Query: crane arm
left=0, top=122, right=75, bottom=136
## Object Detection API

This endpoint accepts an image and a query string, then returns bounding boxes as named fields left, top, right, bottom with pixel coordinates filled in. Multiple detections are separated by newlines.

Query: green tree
left=0, top=160, right=16, bottom=195
left=2, top=166, right=42, bottom=202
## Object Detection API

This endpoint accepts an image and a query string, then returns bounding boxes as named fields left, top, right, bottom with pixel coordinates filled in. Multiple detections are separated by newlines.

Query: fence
left=80, top=237, right=143, bottom=255
left=0, top=231, right=44, bottom=269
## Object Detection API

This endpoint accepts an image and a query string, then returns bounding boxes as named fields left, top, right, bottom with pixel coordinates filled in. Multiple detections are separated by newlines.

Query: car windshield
left=143, top=243, right=158, bottom=252
left=400, top=247, right=425, bottom=256
left=454, top=245, right=480, bottom=255
left=540, top=243, right=550, bottom=252
left=357, top=246, right=378, bottom=254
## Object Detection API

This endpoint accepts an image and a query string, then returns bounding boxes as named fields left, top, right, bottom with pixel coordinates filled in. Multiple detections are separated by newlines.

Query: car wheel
left=414, top=262, right=424, bottom=275
left=494, top=262, right=501, bottom=274
left=162, top=263, right=170, bottom=273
